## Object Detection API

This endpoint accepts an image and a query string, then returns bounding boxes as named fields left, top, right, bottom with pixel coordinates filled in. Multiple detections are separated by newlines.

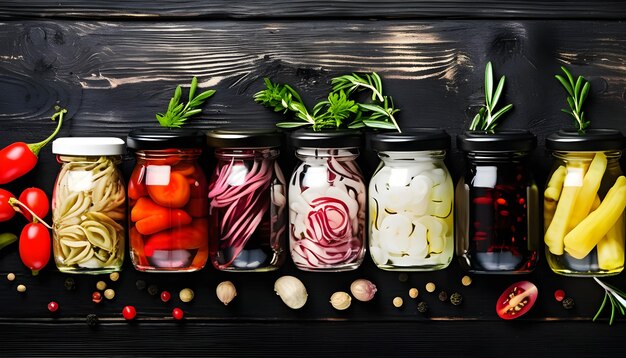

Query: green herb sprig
left=555, top=66, right=590, bottom=133
left=254, top=72, right=400, bottom=132
left=469, top=62, right=513, bottom=131
left=592, top=277, right=626, bottom=325
left=156, top=77, right=216, bottom=128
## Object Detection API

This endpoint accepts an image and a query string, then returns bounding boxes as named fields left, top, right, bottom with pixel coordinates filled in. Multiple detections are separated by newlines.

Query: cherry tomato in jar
left=18, top=187, right=49, bottom=222
left=495, top=281, right=538, bottom=320
left=147, top=172, right=190, bottom=208
left=19, top=222, right=51, bottom=275
left=0, top=188, right=16, bottom=222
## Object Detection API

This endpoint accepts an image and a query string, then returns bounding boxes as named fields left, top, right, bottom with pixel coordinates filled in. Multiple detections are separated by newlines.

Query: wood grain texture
left=1, top=0, right=626, bottom=19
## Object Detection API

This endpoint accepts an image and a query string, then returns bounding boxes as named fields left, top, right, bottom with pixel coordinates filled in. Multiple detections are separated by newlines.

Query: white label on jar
left=564, top=167, right=584, bottom=187
left=473, top=166, right=497, bottom=188
left=67, top=170, right=94, bottom=192
left=146, top=165, right=171, bottom=186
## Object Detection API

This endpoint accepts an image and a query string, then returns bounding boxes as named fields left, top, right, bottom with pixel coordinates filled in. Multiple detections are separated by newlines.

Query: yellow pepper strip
left=545, top=185, right=581, bottom=255
left=544, top=165, right=567, bottom=202
left=564, top=176, right=626, bottom=259
left=597, top=213, right=625, bottom=271
left=568, top=153, right=607, bottom=230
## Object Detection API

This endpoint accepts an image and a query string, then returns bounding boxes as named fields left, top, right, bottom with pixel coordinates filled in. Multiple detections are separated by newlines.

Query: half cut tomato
left=496, top=281, right=538, bottom=320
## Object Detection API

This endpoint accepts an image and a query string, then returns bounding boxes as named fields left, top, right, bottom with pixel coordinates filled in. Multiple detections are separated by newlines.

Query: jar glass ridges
left=368, top=129, right=454, bottom=271
left=126, top=129, right=208, bottom=272
left=544, top=129, right=626, bottom=276
left=289, top=130, right=366, bottom=271
left=51, top=137, right=126, bottom=274
left=456, top=130, right=540, bottom=273
left=206, top=129, right=287, bottom=272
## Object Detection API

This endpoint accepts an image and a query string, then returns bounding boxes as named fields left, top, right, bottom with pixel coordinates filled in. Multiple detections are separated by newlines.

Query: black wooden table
left=1, top=1, right=626, bottom=356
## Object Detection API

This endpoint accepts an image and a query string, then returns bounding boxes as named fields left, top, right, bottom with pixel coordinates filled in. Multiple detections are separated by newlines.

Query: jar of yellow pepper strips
left=544, top=129, right=626, bottom=276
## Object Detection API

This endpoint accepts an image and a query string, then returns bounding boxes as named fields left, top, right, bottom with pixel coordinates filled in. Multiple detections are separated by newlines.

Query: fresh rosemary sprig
left=592, top=277, right=626, bottom=326
left=254, top=72, right=400, bottom=132
left=156, top=77, right=216, bottom=128
left=555, top=66, right=590, bottom=133
left=469, top=62, right=513, bottom=131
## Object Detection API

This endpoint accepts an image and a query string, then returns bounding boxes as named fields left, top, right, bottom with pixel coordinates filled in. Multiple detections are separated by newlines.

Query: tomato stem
left=8, top=198, right=52, bottom=229
left=27, top=107, right=67, bottom=157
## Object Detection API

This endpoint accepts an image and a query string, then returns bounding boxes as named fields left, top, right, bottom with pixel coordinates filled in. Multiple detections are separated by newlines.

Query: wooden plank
left=1, top=0, right=626, bottom=20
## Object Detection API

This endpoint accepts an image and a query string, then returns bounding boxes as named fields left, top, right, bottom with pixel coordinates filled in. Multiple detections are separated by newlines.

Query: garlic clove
left=350, top=279, right=377, bottom=302
left=274, top=276, right=308, bottom=309
left=330, top=291, right=352, bottom=310
left=216, top=281, right=237, bottom=306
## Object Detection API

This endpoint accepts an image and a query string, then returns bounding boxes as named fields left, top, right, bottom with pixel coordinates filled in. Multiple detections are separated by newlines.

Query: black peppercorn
left=562, top=297, right=575, bottom=310
left=135, top=280, right=146, bottom=290
left=64, top=277, right=76, bottom=291
left=450, top=292, right=463, bottom=306
left=417, top=301, right=429, bottom=313
left=438, top=291, right=448, bottom=302
left=147, top=284, right=159, bottom=296
left=86, top=314, right=99, bottom=327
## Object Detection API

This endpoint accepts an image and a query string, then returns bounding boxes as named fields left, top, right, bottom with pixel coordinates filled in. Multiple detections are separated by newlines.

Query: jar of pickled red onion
left=368, top=129, right=454, bottom=271
left=126, top=129, right=208, bottom=272
left=288, top=129, right=366, bottom=272
left=206, top=128, right=287, bottom=272
left=456, top=130, right=540, bottom=273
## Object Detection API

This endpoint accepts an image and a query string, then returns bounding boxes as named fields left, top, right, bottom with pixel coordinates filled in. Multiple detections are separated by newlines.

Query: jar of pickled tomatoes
left=544, top=129, right=626, bottom=276
left=126, top=129, right=208, bottom=272
left=206, top=128, right=287, bottom=272
left=289, top=129, right=366, bottom=272
left=456, top=130, right=540, bottom=273
left=368, top=129, right=454, bottom=271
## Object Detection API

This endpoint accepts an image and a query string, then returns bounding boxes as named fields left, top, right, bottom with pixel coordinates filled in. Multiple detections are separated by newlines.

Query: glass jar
left=126, top=129, right=208, bottom=272
left=51, top=137, right=126, bottom=274
left=456, top=130, right=540, bottom=273
left=289, top=129, right=366, bottom=271
left=368, top=129, right=454, bottom=271
left=544, top=129, right=626, bottom=276
left=206, top=129, right=286, bottom=272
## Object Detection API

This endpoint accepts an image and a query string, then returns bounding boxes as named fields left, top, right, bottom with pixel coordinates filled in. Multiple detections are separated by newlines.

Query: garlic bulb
left=330, top=291, right=352, bottom=310
left=350, top=279, right=377, bottom=302
left=274, top=275, right=308, bottom=309
left=216, top=281, right=237, bottom=305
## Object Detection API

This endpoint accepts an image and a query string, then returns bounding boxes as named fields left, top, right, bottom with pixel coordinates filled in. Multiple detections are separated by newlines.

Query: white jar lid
left=52, top=137, right=126, bottom=156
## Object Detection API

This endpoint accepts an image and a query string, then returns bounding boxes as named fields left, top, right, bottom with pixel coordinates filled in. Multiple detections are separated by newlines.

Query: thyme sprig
left=555, top=66, right=590, bottom=133
left=156, top=77, right=216, bottom=128
left=469, top=62, right=513, bottom=131
left=592, top=277, right=626, bottom=326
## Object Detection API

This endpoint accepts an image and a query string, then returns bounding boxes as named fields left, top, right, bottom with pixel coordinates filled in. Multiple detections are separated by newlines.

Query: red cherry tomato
left=172, top=307, right=184, bottom=320
left=147, top=172, right=191, bottom=208
left=0, top=188, right=16, bottom=222
left=18, top=222, right=50, bottom=274
left=18, top=187, right=49, bottom=222
left=161, top=291, right=171, bottom=303
left=47, top=301, right=59, bottom=313
left=496, top=281, right=538, bottom=320
left=122, top=306, right=137, bottom=320
left=554, top=289, right=566, bottom=302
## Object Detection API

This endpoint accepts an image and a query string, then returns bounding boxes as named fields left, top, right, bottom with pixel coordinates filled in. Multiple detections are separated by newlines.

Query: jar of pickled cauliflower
left=368, top=129, right=454, bottom=271
left=206, top=128, right=287, bottom=272
left=51, top=137, right=126, bottom=274
left=288, top=129, right=366, bottom=272
left=456, top=130, right=540, bottom=273
left=126, top=129, right=208, bottom=272
left=544, top=129, right=626, bottom=276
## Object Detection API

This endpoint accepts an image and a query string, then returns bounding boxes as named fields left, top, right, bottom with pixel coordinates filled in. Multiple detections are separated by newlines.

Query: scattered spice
left=17, top=284, right=26, bottom=293
left=92, top=291, right=102, bottom=304
left=104, top=289, right=115, bottom=300
left=7, top=273, right=15, bottom=281
left=179, top=288, right=194, bottom=303
left=274, top=276, right=308, bottom=310
left=64, top=277, right=76, bottom=291
left=216, top=281, right=237, bottom=306
left=425, top=282, right=436, bottom=293
left=96, top=281, right=107, bottom=291
left=161, top=291, right=171, bottom=303
left=86, top=314, right=99, bottom=327
left=554, top=289, right=566, bottom=302
left=135, top=280, right=146, bottom=290
left=147, top=284, right=159, bottom=296
left=172, top=308, right=184, bottom=320
left=562, top=297, right=575, bottom=310
left=47, top=301, right=59, bottom=313
left=461, top=276, right=472, bottom=286
left=330, top=291, right=352, bottom=310
left=450, top=292, right=463, bottom=306
left=393, top=297, right=403, bottom=308
left=417, top=301, right=429, bottom=313
left=398, top=273, right=409, bottom=282
left=350, top=279, right=377, bottom=302
left=109, top=272, right=120, bottom=282
left=122, top=306, right=137, bottom=320
left=438, top=291, right=448, bottom=302
left=409, top=288, right=419, bottom=299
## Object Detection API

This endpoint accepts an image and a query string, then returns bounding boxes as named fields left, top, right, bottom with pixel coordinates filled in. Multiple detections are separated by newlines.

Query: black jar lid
left=126, top=128, right=205, bottom=150
left=290, top=128, right=361, bottom=148
left=206, top=128, right=282, bottom=148
left=457, top=130, right=537, bottom=152
left=369, top=128, right=450, bottom=151
left=546, top=129, right=626, bottom=151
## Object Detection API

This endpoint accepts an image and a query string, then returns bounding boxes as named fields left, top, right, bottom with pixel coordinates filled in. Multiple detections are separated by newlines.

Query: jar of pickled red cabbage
left=368, top=129, right=454, bottom=271
left=126, top=129, right=208, bottom=272
left=289, top=129, right=366, bottom=271
left=456, top=130, right=540, bottom=273
left=206, top=128, right=287, bottom=272
left=544, top=129, right=626, bottom=276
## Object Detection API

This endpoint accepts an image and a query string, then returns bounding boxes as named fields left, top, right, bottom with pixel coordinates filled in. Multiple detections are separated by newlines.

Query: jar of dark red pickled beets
left=455, top=130, right=540, bottom=273
left=126, top=129, right=208, bottom=272
left=206, top=128, right=287, bottom=272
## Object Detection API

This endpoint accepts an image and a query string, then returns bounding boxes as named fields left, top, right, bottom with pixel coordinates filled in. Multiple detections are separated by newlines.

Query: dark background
left=1, top=1, right=626, bottom=356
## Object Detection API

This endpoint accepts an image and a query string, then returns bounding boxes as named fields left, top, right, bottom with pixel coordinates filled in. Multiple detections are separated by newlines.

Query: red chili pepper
left=135, top=210, right=193, bottom=235
left=19, top=222, right=51, bottom=275
left=0, top=108, right=66, bottom=184
left=143, top=219, right=208, bottom=257
left=128, top=165, right=148, bottom=201
left=129, top=227, right=149, bottom=266
left=0, top=188, right=17, bottom=222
